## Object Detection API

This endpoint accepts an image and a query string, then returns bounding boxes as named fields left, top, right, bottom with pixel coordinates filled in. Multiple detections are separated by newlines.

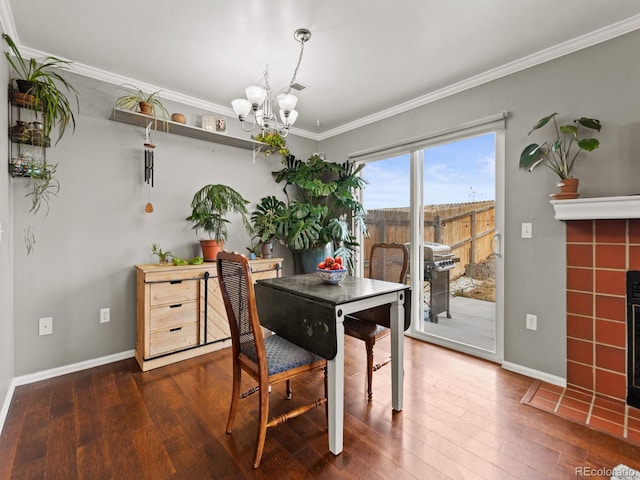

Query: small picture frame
left=201, top=115, right=216, bottom=132
left=313, top=152, right=326, bottom=160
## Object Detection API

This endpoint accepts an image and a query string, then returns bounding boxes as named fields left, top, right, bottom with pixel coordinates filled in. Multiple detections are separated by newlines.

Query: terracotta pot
left=550, top=178, right=579, bottom=200
left=199, top=239, right=224, bottom=262
left=139, top=101, right=153, bottom=115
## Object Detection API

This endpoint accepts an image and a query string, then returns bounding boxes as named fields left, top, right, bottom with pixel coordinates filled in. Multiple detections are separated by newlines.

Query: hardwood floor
left=1, top=336, right=640, bottom=479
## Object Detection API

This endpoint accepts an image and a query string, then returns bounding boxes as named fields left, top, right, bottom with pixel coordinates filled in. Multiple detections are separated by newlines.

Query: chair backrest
left=216, top=251, right=265, bottom=370
left=369, top=242, right=409, bottom=284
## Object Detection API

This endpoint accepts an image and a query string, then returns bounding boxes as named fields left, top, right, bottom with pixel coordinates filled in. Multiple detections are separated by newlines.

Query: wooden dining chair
left=216, top=251, right=327, bottom=468
left=343, top=242, right=409, bottom=400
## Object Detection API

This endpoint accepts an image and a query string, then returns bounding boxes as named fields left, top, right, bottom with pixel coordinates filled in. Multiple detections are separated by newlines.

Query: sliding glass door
left=359, top=124, right=504, bottom=362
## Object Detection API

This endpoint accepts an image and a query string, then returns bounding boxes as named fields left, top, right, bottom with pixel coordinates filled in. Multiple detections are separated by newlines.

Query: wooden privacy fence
left=363, top=200, right=495, bottom=279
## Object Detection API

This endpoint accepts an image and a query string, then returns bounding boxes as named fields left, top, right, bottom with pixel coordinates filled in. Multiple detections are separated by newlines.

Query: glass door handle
left=491, top=233, right=502, bottom=257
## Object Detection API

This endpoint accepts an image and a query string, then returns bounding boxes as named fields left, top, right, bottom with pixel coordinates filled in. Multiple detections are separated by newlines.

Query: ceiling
left=4, top=0, right=640, bottom=140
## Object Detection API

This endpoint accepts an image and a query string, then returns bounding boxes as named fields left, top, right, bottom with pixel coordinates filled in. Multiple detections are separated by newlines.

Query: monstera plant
left=520, top=113, right=601, bottom=199
left=273, top=154, right=367, bottom=272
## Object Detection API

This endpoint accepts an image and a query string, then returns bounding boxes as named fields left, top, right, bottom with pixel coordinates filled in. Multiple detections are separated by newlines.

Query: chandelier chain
left=286, top=40, right=306, bottom=94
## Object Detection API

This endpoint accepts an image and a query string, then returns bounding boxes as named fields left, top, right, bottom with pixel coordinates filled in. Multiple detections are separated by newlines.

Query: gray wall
left=318, top=30, right=640, bottom=378
left=5, top=28, right=640, bottom=381
left=0, top=34, right=14, bottom=411
left=10, top=74, right=316, bottom=376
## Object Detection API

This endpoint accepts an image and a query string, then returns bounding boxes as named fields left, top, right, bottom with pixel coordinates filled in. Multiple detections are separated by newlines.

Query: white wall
left=317, top=30, right=640, bottom=378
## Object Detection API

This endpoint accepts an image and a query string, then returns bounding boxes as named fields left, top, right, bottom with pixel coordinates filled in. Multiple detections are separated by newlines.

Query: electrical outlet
left=526, top=313, right=537, bottom=331
left=100, top=308, right=110, bottom=323
left=39, top=317, right=53, bottom=336
left=521, top=222, right=532, bottom=238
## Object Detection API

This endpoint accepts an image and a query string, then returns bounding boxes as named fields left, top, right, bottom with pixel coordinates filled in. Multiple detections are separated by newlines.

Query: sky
left=362, top=132, right=496, bottom=210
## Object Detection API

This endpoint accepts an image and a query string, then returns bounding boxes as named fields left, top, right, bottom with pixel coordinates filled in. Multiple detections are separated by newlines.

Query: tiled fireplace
left=522, top=196, right=640, bottom=443
left=565, top=218, right=640, bottom=401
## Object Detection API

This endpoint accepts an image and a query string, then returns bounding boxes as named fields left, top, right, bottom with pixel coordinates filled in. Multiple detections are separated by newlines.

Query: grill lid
left=423, top=241, right=452, bottom=260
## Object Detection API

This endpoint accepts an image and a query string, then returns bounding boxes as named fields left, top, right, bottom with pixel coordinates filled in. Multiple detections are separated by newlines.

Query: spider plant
left=3, top=34, right=79, bottom=145
left=115, top=83, right=169, bottom=121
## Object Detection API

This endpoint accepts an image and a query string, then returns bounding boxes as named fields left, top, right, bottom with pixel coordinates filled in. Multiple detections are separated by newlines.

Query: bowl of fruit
left=316, top=256, right=347, bottom=285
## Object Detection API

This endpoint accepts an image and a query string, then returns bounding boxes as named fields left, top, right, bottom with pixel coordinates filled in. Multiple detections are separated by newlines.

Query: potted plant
left=519, top=113, right=601, bottom=199
left=115, top=83, right=170, bottom=123
left=151, top=244, right=174, bottom=264
left=185, top=184, right=250, bottom=261
left=273, top=154, right=368, bottom=272
left=3, top=34, right=79, bottom=145
left=254, top=131, right=289, bottom=159
left=250, top=196, right=287, bottom=259
left=246, top=244, right=259, bottom=260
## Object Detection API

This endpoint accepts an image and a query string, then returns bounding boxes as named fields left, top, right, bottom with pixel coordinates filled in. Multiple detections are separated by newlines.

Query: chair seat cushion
left=343, top=316, right=390, bottom=341
left=244, top=334, right=325, bottom=376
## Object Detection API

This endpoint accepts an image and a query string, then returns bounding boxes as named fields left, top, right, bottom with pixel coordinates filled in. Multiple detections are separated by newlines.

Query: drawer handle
left=169, top=280, right=183, bottom=284
left=170, top=327, right=182, bottom=332
left=169, top=304, right=182, bottom=309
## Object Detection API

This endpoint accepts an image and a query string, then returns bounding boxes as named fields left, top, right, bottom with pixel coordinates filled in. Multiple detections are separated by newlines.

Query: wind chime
left=144, top=122, right=155, bottom=213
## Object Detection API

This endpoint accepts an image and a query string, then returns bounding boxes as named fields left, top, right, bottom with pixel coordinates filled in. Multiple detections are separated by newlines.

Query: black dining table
left=254, top=273, right=409, bottom=455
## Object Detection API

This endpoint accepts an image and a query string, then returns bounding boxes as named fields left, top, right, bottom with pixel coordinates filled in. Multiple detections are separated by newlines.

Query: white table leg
left=327, top=313, right=344, bottom=455
left=391, top=291, right=405, bottom=411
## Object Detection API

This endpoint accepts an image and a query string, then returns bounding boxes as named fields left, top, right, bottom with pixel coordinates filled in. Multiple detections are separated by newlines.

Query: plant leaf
left=577, top=138, right=600, bottom=152
left=528, top=113, right=557, bottom=135
left=519, top=143, right=543, bottom=169
left=559, top=125, right=577, bottom=136
left=576, top=117, right=601, bottom=132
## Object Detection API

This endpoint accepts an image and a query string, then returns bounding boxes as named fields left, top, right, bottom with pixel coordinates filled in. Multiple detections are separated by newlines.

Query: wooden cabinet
left=135, top=258, right=282, bottom=371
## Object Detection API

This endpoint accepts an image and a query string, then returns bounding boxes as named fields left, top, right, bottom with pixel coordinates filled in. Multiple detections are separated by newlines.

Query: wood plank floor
left=1, top=336, right=640, bottom=479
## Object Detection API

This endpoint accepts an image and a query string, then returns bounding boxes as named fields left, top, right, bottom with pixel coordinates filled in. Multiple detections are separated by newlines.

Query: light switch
left=521, top=222, right=532, bottom=239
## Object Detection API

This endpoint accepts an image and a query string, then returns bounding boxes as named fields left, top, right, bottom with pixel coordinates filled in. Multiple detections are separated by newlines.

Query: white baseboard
left=501, top=361, right=567, bottom=387
left=0, top=378, right=17, bottom=436
left=12, top=350, right=135, bottom=387
left=0, top=350, right=135, bottom=435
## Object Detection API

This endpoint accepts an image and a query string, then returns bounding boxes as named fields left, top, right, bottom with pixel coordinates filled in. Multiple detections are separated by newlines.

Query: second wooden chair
left=343, top=242, right=409, bottom=400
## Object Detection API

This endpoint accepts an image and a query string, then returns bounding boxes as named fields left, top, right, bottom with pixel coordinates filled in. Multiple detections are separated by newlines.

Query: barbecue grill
left=423, top=242, right=457, bottom=323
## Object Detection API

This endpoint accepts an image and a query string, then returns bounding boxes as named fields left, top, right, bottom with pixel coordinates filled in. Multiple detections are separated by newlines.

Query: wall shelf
left=110, top=108, right=264, bottom=151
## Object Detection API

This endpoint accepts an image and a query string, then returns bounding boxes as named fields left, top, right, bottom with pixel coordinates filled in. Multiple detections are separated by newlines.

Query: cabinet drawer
left=150, top=301, right=198, bottom=331
left=149, top=323, right=198, bottom=357
left=149, top=280, right=198, bottom=306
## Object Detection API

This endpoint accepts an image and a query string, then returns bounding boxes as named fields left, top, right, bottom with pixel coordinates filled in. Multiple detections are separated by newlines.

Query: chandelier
left=231, top=28, right=311, bottom=137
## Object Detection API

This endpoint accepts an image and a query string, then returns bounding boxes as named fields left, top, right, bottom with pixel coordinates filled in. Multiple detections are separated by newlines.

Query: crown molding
left=2, top=3, right=639, bottom=143
left=316, top=13, right=640, bottom=141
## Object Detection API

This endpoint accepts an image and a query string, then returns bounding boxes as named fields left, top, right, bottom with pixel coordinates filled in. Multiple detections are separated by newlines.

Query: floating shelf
left=110, top=108, right=264, bottom=151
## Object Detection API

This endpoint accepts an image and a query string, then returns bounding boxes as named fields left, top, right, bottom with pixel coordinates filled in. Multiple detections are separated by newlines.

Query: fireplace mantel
left=551, top=195, right=640, bottom=220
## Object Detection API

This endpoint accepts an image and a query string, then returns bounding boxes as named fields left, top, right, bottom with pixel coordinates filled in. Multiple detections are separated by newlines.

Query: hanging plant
left=3, top=34, right=79, bottom=145
left=254, top=131, right=289, bottom=159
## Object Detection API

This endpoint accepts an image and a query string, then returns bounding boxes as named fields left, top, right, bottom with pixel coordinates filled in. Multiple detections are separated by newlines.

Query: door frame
left=351, top=112, right=507, bottom=364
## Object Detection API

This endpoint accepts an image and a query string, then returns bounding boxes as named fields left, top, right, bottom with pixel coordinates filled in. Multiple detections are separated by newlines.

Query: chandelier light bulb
left=277, top=93, right=298, bottom=114
left=231, top=98, right=251, bottom=119
left=231, top=28, right=311, bottom=137
left=287, top=109, right=298, bottom=125
left=245, top=86, right=267, bottom=109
